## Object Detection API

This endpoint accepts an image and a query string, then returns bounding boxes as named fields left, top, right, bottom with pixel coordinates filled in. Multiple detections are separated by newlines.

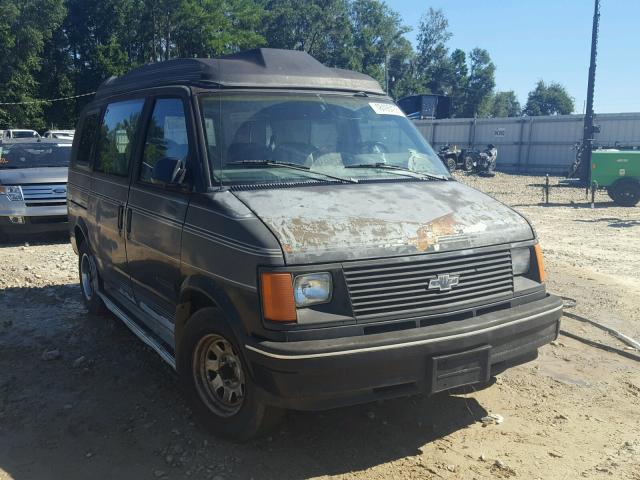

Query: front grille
left=344, top=249, right=514, bottom=320
left=21, top=184, right=67, bottom=204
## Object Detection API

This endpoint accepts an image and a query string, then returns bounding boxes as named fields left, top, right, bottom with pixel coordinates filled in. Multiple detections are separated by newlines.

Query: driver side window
left=140, top=98, right=189, bottom=184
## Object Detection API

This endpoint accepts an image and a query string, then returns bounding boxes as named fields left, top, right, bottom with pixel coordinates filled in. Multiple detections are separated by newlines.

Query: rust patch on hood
left=411, top=213, right=457, bottom=252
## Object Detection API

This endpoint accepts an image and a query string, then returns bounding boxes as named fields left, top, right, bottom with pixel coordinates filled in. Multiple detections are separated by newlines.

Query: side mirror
left=151, top=157, right=186, bottom=186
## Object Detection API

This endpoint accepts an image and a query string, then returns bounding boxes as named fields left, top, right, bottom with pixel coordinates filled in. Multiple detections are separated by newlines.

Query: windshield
left=200, top=92, right=449, bottom=186
left=48, top=132, right=73, bottom=139
left=0, top=143, right=72, bottom=169
left=12, top=131, right=39, bottom=139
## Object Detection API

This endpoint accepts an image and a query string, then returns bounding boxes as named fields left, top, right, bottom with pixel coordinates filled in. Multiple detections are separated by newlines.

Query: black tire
left=78, top=241, right=106, bottom=315
left=446, top=157, right=457, bottom=172
left=463, top=155, right=474, bottom=171
left=177, top=308, right=283, bottom=441
left=608, top=179, right=640, bottom=207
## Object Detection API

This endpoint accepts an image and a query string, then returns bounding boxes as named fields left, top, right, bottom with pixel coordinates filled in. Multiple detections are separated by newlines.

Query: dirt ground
left=1, top=173, right=639, bottom=480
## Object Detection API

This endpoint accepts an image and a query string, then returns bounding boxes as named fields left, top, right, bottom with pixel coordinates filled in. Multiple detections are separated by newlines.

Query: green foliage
left=415, top=8, right=452, bottom=95
left=38, top=27, right=75, bottom=129
left=461, top=48, right=496, bottom=118
left=408, top=11, right=496, bottom=118
left=0, top=0, right=66, bottom=129
left=385, top=36, right=415, bottom=99
left=174, top=0, right=265, bottom=57
left=263, top=0, right=353, bottom=68
left=447, top=49, right=468, bottom=116
left=349, top=0, right=410, bottom=89
left=0, top=0, right=513, bottom=129
left=523, top=80, right=574, bottom=116
left=489, top=91, right=521, bottom=118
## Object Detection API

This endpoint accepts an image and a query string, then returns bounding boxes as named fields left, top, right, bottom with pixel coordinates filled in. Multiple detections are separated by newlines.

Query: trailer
left=592, top=150, right=640, bottom=206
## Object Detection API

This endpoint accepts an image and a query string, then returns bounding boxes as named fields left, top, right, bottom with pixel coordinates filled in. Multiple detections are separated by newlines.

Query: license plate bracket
left=430, top=345, right=491, bottom=394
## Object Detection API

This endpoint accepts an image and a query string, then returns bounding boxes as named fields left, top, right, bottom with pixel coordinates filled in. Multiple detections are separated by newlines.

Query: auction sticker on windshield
left=369, top=102, right=404, bottom=116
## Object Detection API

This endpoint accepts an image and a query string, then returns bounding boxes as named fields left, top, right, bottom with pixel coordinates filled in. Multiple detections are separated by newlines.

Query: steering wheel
left=272, top=142, right=320, bottom=167
left=357, top=141, right=389, bottom=154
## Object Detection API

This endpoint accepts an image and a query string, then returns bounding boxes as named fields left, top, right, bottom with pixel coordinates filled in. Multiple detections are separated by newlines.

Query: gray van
left=67, top=49, right=562, bottom=440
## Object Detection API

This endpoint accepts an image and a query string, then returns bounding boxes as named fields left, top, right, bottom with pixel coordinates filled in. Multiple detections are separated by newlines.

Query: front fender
left=175, top=274, right=262, bottom=352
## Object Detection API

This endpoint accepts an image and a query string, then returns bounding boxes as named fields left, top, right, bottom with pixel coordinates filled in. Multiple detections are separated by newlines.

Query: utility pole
left=384, top=53, right=389, bottom=94
left=580, top=0, right=600, bottom=183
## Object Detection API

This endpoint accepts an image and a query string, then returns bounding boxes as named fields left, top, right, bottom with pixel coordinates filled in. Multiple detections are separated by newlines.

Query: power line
left=0, top=91, right=95, bottom=106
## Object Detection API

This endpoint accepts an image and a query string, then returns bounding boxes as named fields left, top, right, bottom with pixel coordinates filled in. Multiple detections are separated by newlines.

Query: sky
left=386, top=0, right=640, bottom=113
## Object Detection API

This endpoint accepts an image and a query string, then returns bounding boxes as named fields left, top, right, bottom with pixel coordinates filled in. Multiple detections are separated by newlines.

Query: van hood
left=233, top=181, right=534, bottom=264
left=0, top=167, right=68, bottom=185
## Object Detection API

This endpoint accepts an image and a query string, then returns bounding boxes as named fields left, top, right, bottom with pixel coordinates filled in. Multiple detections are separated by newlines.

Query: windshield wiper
left=225, top=160, right=358, bottom=184
left=345, top=163, right=448, bottom=181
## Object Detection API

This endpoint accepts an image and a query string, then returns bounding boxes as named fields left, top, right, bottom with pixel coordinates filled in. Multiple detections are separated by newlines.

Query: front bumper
left=245, top=294, right=563, bottom=410
left=0, top=200, right=68, bottom=234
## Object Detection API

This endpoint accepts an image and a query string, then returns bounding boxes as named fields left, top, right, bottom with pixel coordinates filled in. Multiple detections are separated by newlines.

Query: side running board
left=98, top=292, right=176, bottom=370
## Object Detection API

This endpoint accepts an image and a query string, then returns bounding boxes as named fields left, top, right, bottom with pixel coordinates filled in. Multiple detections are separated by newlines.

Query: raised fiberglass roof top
left=95, top=48, right=385, bottom=99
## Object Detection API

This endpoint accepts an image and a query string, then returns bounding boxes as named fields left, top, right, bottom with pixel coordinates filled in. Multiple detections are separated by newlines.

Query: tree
left=461, top=48, right=495, bottom=118
left=173, top=0, right=265, bottom=58
left=489, top=91, right=521, bottom=117
left=263, top=0, right=353, bottom=68
left=523, top=80, right=574, bottom=116
left=446, top=48, right=468, bottom=116
left=348, top=0, right=410, bottom=90
left=1, top=1, right=516, bottom=129
left=65, top=0, right=138, bottom=116
left=38, top=27, right=76, bottom=129
left=0, top=0, right=66, bottom=129
left=414, top=8, right=452, bottom=94
left=386, top=36, right=415, bottom=99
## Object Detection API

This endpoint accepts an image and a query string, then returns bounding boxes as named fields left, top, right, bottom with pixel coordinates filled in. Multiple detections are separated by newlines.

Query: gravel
left=1, top=174, right=639, bottom=480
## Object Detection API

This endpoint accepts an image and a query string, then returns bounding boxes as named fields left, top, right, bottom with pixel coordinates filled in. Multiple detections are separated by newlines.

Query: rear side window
left=95, top=99, right=145, bottom=176
left=140, top=98, right=189, bottom=184
left=75, top=113, right=99, bottom=165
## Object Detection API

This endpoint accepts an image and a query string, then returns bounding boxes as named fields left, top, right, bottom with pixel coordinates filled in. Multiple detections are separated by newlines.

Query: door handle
left=117, top=205, right=124, bottom=234
left=126, top=207, right=133, bottom=238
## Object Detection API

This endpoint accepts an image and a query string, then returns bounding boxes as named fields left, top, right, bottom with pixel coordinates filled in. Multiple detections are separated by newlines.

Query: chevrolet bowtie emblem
left=428, top=274, right=460, bottom=292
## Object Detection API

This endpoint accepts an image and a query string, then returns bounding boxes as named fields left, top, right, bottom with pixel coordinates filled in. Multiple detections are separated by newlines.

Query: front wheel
left=178, top=308, right=283, bottom=441
left=463, top=155, right=475, bottom=171
left=445, top=157, right=457, bottom=172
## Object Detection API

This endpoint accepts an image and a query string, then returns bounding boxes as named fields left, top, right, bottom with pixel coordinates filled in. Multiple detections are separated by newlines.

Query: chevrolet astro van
left=67, top=49, right=562, bottom=439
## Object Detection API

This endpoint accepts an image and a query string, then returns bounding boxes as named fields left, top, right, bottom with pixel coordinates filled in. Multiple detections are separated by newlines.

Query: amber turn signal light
left=260, top=273, right=297, bottom=322
left=534, top=244, right=545, bottom=283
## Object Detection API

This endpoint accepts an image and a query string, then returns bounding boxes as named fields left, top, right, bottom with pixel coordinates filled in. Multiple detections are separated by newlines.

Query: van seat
left=227, top=142, right=271, bottom=162
left=272, top=143, right=316, bottom=167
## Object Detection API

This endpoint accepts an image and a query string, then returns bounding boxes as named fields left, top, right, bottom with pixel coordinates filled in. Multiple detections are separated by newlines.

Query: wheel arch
left=175, top=275, right=249, bottom=358
left=72, top=217, right=90, bottom=254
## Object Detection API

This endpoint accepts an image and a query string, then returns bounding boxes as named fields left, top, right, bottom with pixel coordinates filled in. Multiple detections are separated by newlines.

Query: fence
left=412, top=112, right=640, bottom=175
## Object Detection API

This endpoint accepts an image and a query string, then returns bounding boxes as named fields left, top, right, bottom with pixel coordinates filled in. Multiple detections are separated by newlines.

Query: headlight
left=511, top=247, right=531, bottom=275
left=0, top=185, right=23, bottom=201
left=293, top=273, right=332, bottom=307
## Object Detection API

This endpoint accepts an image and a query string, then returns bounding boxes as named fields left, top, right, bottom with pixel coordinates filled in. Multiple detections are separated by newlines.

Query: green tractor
left=591, top=150, right=640, bottom=207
